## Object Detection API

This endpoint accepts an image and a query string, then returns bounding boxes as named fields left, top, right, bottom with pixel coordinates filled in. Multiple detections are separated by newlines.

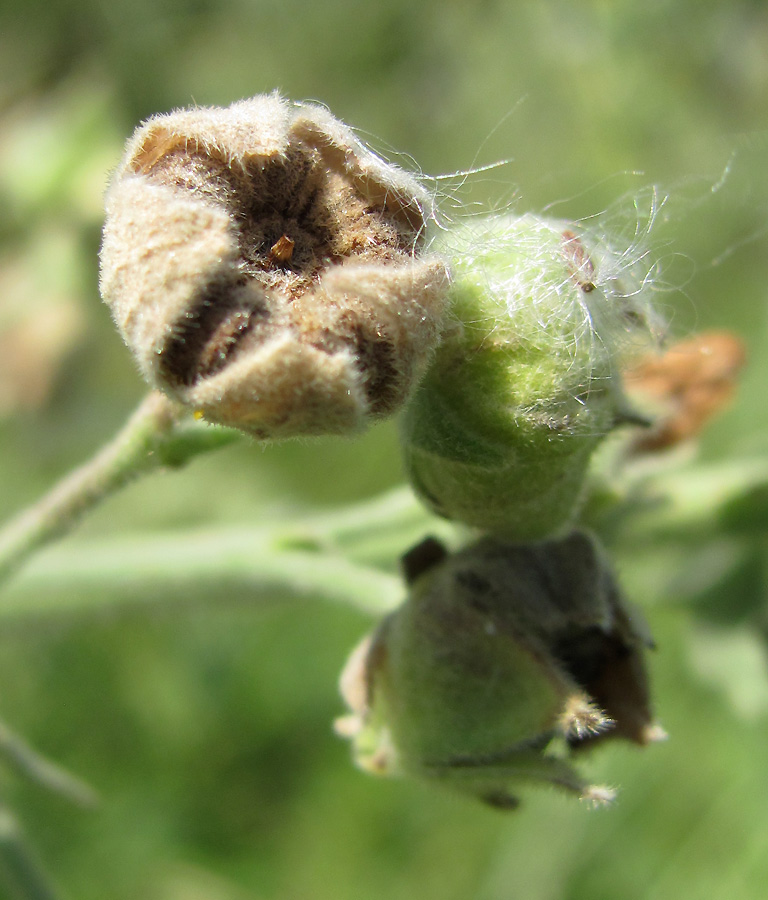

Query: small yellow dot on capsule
left=193, top=409, right=205, bottom=420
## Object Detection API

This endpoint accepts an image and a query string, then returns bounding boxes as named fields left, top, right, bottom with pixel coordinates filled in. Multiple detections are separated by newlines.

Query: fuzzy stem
left=0, top=536, right=404, bottom=620
left=271, top=486, right=458, bottom=566
left=0, top=719, right=98, bottom=808
left=0, top=806, right=62, bottom=900
left=0, top=486, right=457, bottom=621
left=0, top=392, right=241, bottom=589
left=3, top=457, right=766, bottom=624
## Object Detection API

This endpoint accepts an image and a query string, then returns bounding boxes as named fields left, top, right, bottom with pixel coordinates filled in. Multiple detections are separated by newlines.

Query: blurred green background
left=2, top=0, right=768, bottom=897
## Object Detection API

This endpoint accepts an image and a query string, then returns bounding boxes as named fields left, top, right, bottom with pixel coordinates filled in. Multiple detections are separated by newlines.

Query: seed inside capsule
left=269, top=234, right=295, bottom=264
left=159, top=280, right=270, bottom=388
left=349, top=324, right=400, bottom=415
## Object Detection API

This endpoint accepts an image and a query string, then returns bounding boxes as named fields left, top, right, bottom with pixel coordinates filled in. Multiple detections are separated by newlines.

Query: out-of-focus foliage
left=1, top=1, right=768, bottom=898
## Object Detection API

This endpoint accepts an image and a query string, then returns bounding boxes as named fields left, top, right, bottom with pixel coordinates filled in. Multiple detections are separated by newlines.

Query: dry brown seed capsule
left=100, top=94, right=449, bottom=438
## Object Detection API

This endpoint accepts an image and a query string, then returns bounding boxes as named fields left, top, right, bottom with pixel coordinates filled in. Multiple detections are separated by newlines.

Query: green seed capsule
left=400, top=214, right=652, bottom=539
left=335, top=531, right=662, bottom=809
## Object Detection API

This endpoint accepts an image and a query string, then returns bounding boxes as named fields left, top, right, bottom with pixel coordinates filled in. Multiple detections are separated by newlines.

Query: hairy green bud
left=400, top=214, right=653, bottom=538
left=336, top=531, right=663, bottom=809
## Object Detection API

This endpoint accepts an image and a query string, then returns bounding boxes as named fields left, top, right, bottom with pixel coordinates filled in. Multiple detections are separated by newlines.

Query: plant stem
left=0, top=719, right=98, bottom=808
left=0, top=535, right=404, bottom=620
left=0, top=806, right=62, bottom=900
left=0, top=486, right=460, bottom=621
left=3, top=402, right=767, bottom=623
left=0, top=392, right=240, bottom=589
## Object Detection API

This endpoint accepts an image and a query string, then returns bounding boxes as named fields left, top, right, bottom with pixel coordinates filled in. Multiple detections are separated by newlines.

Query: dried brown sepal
left=100, top=94, right=449, bottom=438
left=623, top=330, right=746, bottom=453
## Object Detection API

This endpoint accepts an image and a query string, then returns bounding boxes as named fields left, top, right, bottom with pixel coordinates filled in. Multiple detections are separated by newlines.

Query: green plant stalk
left=0, top=392, right=241, bottom=589
left=1, top=458, right=766, bottom=623
left=0, top=806, right=62, bottom=900
left=0, top=533, right=404, bottom=621
left=0, top=719, right=97, bottom=807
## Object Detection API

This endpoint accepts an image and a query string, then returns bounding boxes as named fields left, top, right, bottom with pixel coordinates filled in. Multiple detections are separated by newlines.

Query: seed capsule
left=336, top=531, right=662, bottom=808
left=400, top=214, right=656, bottom=539
left=100, top=94, right=449, bottom=438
